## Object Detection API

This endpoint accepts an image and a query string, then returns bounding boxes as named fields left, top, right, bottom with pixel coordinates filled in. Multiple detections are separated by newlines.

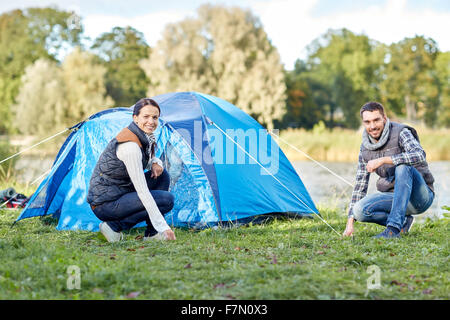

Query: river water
left=13, top=156, right=449, bottom=220
left=292, top=161, right=449, bottom=220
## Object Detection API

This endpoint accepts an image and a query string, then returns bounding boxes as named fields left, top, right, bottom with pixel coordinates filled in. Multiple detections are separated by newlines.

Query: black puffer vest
left=87, top=122, right=153, bottom=206
left=360, top=121, right=434, bottom=193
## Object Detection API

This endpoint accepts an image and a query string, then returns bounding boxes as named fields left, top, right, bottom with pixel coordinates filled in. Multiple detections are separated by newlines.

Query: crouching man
left=343, top=102, right=435, bottom=239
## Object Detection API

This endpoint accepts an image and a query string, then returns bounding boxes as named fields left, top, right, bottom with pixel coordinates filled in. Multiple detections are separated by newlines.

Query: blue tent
left=16, top=92, right=318, bottom=231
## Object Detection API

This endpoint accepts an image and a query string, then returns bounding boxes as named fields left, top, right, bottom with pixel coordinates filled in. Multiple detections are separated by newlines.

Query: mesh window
left=161, top=142, right=199, bottom=214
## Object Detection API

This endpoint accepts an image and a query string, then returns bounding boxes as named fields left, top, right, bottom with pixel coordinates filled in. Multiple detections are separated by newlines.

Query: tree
left=305, top=29, right=384, bottom=128
left=140, top=4, right=286, bottom=129
left=283, top=60, right=326, bottom=129
left=433, top=51, right=450, bottom=127
left=61, top=47, right=113, bottom=122
left=91, top=26, right=150, bottom=107
left=25, top=7, right=84, bottom=57
left=13, top=59, right=66, bottom=135
left=0, top=7, right=82, bottom=134
left=13, top=48, right=113, bottom=135
left=381, top=36, right=439, bottom=123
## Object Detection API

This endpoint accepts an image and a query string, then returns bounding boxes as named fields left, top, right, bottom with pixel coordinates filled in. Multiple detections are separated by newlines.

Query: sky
left=2, top=0, right=449, bottom=70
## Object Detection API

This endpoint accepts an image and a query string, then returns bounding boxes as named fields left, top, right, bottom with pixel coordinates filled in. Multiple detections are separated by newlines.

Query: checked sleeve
left=347, top=150, right=370, bottom=218
left=391, top=128, right=426, bottom=166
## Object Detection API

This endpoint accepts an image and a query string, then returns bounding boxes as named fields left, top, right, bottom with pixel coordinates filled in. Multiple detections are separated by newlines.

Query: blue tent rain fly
left=16, top=92, right=318, bottom=231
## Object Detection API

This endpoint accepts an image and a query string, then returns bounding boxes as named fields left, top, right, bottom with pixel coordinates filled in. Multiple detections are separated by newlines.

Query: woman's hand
left=151, top=163, right=164, bottom=179
left=164, top=229, right=176, bottom=240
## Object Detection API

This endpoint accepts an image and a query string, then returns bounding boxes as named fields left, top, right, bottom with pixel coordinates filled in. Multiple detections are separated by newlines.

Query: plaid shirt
left=348, top=128, right=426, bottom=218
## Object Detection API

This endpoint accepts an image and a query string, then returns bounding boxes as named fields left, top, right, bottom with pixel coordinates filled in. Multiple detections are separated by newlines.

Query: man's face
left=362, top=110, right=387, bottom=140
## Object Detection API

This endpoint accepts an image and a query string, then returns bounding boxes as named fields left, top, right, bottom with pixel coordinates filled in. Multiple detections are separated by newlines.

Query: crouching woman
left=87, top=98, right=176, bottom=242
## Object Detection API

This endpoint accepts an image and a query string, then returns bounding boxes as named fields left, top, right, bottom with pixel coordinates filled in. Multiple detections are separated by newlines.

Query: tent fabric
left=16, top=92, right=318, bottom=231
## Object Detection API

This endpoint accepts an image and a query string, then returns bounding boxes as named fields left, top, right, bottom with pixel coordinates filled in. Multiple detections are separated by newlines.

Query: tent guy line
left=1, top=130, right=74, bottom=209
left=269, top=131, right=355, bottom=189
left=0, top=128, right=70, bottom=166
left=212, top=121, right=341, bottom=236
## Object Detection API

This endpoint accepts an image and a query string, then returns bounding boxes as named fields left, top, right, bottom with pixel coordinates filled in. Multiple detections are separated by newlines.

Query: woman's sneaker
left=401, top=215, right=415, bottom=234
left=99, top=222, right=123, bottom=242
left=143, top=232, right=166, bottom=241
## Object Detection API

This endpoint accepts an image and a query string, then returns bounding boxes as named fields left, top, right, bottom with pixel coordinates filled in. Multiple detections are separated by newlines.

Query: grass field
left=0, top=206, right=448, bottom=300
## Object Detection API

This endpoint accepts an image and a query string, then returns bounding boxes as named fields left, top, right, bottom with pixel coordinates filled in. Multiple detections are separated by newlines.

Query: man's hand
left=150, top=163, right=163, bottom=179
left=342, top=217, right=355, bottom=237
left=163, top=229, right=176, bottom=240
left=366, top=156, right=393, bottom=173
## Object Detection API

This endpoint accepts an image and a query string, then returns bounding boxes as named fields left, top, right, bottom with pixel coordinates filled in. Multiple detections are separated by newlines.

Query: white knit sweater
left=116, top=141, right=170, bottom=233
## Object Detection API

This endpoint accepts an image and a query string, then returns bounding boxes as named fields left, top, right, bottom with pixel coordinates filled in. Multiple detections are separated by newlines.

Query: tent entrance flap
left=158, top=125, right=219, bottom=228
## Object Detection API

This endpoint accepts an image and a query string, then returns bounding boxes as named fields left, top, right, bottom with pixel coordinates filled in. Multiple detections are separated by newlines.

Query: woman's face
left=133, top=105, right=160, bottom=134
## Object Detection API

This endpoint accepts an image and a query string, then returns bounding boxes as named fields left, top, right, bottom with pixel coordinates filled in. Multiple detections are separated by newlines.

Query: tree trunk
left=405, top=95, right=416, bottom=121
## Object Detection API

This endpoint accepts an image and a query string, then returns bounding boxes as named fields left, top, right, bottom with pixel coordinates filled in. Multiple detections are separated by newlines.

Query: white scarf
left=145, top=133, right=156, bottom=157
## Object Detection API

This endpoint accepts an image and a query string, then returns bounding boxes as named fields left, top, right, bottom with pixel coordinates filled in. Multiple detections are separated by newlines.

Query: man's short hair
left=360, top=102, right=385, bottom=118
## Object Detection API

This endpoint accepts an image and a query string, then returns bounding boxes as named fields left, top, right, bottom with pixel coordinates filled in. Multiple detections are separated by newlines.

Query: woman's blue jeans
left=353, top=165, right=434, bottom=230
left=92, top=169, right=174, bottom=236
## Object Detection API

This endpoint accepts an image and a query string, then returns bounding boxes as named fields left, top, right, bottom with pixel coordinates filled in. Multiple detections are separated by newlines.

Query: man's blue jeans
left=93, top=169, right=174, bottom=236
left=353, top=165, right=434, bottom=230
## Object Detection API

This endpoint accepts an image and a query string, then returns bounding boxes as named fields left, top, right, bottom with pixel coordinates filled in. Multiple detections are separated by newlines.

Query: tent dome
left=17, top=92, right=318, bottom=231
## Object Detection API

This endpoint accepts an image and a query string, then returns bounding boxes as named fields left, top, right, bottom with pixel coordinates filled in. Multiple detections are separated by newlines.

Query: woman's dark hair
left=133, top=98, right=161, bottom=116
left=360, top=101, right=385, bottom=118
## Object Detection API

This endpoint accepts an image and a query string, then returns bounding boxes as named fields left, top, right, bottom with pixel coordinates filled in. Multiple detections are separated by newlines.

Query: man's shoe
left=374, top=227, right=401, bottom=239
left=99, top=222, right=123, bottom=242
left=143, top=232, right=166, bottom=241
left=401, top=215, right=415, bottom=234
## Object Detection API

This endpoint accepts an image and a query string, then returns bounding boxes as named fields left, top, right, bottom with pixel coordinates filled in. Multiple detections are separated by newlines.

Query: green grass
left=0, top=207, right=448, bottom=300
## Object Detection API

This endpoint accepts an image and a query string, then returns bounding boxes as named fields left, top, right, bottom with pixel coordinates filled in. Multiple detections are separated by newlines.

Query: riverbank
left=279, top=126, right=450, bottom=162
left=0, top=207, right=448, bottom=299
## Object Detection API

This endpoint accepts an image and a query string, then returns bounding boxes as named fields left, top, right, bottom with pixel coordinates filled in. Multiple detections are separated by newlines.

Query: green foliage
left=0, top=5, right=448, bottom=132
left=0, top=208, right=448, bottom=299
left=434, top=52, right=450, bottom=127
left=25, top=7, right=84, bottom=56
left=0, top=7, right=83, bottom=134
left=13, top=59, right=65, bottom=135
left=140, top=4, right=286, bottom=129
left=283, top=62, right=327, bottom=129
left=300, top=29, right=385, bottom=129
left=381, top=36, right=440, bottom=124
left=13, top=48, right=113, bottom=135
left=285, top=30, right=449, bottom=130
left=91, top=26, right=150, bottom=107
left=61, top=47, right=114, bottom=122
